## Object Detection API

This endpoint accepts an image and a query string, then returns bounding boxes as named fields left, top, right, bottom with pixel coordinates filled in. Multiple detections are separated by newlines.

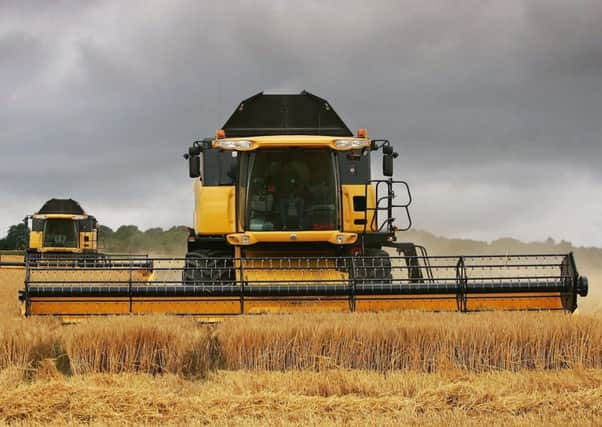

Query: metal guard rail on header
left=20, top=253, right=588, bottom=315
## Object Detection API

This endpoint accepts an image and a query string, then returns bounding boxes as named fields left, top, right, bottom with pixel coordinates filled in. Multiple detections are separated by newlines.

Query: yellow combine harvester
left=25, top=198, right=99, bottom=257
left=1, top=198, right=96, bottom=270
left=13, top=199, right=153, bottom=317
left=19, top=92, right=588, bottom=318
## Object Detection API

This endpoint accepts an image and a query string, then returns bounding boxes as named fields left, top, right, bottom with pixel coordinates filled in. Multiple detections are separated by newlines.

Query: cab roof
left=222, top=91, right=353, bottom=137
left=38, top=199, right=85, bottom=215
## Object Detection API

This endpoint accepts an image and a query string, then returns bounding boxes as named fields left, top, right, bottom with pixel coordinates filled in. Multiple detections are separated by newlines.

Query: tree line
left=0, top=223, right=187, bottom=255
left=1, top=224, right=601, bottom=272
left=0, top=223, right=28, bottom=250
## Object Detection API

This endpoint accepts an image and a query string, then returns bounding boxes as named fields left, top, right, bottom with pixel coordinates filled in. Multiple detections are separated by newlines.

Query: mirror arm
left=370, top=139, right=390, bottom=152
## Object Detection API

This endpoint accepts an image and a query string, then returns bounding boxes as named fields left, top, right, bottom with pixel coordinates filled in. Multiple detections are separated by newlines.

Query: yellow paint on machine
left=79, top=231, right=96, bottom=250
left=243, top=298, right=351, bottom=314
left=26, top=292, right=569, bottom=318
left=28, top=231, right=43, bottom=250
left=30, top=298, right=132, bottom=315
left=194, top=181, right=236, bottom=234
left=37, top=247, right=85, bottom=253
left=28, top=268, right=154, bottom=285
left=33, top=213, right=85, bottom=220
left=239, top=258, right=348, bottom=285
left=0, top=254, right=24, bottom=269
left=28, top=213, right=100, bottom=253
left=227, top=231, right=357, bottom=246
left=353, top=293, right=567, bottom=311
left=212, top=135, right=370, bottom=150
left=465, top=293, right=567, bottom=311
left=342, top=184, right=376, bottom=233
left=192, top=181, right=377, bottom=237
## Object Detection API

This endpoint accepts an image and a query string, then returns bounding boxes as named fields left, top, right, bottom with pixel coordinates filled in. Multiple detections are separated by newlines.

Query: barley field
left=0, top=260, right=601, bottom=425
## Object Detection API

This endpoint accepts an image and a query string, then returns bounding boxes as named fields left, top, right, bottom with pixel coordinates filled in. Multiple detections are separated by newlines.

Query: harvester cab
left=18, top=92, right=588, bottom=319
left=184, top=92, right=414, bottom=257
left=24, top=199, right=99, bottom=257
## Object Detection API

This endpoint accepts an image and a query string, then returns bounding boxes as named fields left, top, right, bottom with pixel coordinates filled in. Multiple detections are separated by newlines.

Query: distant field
left=1, top=251, right=600, bottom=425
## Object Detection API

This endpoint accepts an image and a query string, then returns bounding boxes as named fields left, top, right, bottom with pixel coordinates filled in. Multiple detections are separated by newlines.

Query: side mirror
left=383, top=154, right=394, bottom=177
left=189, top=156, right=201, bottom=178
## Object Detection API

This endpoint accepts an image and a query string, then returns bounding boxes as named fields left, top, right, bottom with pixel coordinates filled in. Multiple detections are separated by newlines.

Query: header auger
left=18, top=92, right=588, bottom=319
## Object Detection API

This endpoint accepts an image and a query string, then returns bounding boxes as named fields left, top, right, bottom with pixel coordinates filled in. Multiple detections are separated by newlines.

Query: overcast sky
left=1, top=1, right=601, bottom=246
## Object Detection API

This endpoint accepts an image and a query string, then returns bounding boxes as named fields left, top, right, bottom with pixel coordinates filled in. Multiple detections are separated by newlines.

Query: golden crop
left=1, top=263, right=601, bottom=425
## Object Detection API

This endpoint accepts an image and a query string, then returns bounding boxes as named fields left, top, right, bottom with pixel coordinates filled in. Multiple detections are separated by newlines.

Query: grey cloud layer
left=1, top=1, right=601, bottom=245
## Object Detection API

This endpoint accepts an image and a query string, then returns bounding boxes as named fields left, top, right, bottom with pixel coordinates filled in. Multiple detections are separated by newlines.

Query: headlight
left=333, top=139, right=370, bottom=150
left=214, top=140, right=254, bottom=150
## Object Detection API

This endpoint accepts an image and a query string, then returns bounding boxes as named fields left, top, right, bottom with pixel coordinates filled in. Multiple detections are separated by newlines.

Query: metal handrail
left=362, top=178, right=413, bottom=234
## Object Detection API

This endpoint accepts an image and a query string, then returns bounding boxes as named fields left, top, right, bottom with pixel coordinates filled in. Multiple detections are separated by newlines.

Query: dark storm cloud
left=1, top=1, right=601, bottom=245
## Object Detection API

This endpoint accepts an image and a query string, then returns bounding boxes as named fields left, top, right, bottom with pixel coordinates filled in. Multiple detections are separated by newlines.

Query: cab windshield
left=43, top=219, right=78, bottom=248
left=246, top=149, right=338, bottom=231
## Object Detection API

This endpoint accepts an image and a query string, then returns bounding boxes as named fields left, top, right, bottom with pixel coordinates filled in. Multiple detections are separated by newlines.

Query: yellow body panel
left=342, top=184, right=376, bottom=233
left=134, top=298, right=241, bottom=315
left=30, top=298, right=132, bottom=315
left=212, top=135, right=370, bottom=151
left=194, top=143, right=376, bottom=239
left=29, top=268, right=154, bottom=285
left=38, top=247, right=83, bottom=253
left=25, top=292, right=569, bottom=318
left=239, top=258, right=348, bottom=285
left=227, top=231, right=356, bottom=245
left=0, top=254, right=24, bottom=264
left=29, top=231, right=43, bottom=250
left=194, top=182, right=236, bottom=234
left=79, top=231, right=96, bottom=250
left=33, top=214, right=86, bottom=220
left=354, top=293, right=566, bottom=311
left=243, top=298, right=350, bottom=314
left=465, top=293, right=566, bottom=311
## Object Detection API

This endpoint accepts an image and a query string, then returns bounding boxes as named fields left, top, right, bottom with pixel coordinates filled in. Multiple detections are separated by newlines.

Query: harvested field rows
left=0, top=369, right=601, bottom=425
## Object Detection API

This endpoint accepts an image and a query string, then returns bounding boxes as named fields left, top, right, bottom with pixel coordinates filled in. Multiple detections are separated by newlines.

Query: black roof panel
left=222, top=91, right=353, bottom=137
left=38, top=199, right=85, bottom=215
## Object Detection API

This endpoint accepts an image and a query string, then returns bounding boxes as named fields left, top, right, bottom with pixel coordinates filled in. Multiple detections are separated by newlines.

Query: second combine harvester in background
left=20, top=92, right=588, bottom=318
left=25, top=198, right=101, bottom=261
left=17, top=199, right=154, bottom=318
